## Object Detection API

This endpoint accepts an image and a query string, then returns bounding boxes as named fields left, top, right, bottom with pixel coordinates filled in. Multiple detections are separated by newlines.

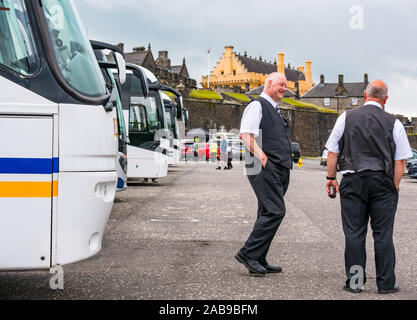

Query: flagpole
left=207, top=48, right=211, bottom=90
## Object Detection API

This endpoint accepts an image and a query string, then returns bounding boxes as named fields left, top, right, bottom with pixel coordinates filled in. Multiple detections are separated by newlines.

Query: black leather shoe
left=378, top=284, right=400, bottom=294
left=263, top=264, right=282, bottom=273
left=235, top=252, right=266, bottom=276
left=343, top=285, right=362, bottom=294
left=250, top=262, right=282, bottom=274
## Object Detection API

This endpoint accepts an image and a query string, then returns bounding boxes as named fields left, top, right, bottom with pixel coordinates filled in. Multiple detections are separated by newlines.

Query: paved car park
left=1, top=159, right=417, bottom=300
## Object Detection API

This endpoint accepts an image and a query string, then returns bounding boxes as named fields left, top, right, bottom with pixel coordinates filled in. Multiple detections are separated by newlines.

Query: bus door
left=0, top=115, right=55, bottom=270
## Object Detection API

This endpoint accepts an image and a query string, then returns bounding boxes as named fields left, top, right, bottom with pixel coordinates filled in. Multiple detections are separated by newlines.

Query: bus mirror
left=114, top=52, right=126, bottom=85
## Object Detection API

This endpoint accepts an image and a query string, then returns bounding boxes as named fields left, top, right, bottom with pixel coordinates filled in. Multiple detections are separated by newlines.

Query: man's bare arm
left=326, top=151, right=340, bottom=195
left=393, top=159, right=406, bottom=191
left=241, top=133, right=268, bottom=167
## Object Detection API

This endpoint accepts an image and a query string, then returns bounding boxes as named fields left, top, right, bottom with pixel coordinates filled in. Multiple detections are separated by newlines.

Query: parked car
left=230, top=139, right=246, bottom=160
left=320, top=149, right=329, bottom=166
left=181, top=139, right=195, bottom=160
left=291, top=142, right=301, bottom=164
left=409, top=162, right=417, bottom=178
left=198, top=143, right=210, bottom=161
left=406, top=148, right=417, bottom=170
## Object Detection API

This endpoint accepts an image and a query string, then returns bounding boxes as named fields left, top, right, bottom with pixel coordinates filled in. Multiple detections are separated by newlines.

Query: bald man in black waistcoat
left=235, top=73, right=293, bottom=276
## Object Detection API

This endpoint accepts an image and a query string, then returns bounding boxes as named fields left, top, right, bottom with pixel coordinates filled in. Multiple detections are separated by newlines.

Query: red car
left=181, top=140, right=195, bottom=160
left=198, top=143, right=210, bottom=161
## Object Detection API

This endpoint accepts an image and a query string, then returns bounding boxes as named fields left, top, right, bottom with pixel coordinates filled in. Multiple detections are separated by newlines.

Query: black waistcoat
left=338, top=105, right=397, bottom=178
left=250, top=97, right=293, bottom=169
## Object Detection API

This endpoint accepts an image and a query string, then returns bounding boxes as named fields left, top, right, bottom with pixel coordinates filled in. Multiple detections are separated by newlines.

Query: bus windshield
left=0, top=0, right=39, bottom=75
left=107, top=70, right=126, bottom=139
left=131, top=96, right=159, bottom=132
left=164, top=104, right=179, bottom=139
left=39, top=0, right=106, bottom=98
left=165, top=111, right=173, bottom=131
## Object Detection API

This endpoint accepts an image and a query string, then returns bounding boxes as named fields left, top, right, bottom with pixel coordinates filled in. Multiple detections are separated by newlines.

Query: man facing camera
left=326, top=80, right=412, bottom=294
left=235, top=73, right=293, bottom=276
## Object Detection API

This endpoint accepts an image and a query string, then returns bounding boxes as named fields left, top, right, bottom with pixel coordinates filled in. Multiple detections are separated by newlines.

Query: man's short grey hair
left=264, top=72, right=286, bottom=91
left=366, top=82, right=388, bottom=101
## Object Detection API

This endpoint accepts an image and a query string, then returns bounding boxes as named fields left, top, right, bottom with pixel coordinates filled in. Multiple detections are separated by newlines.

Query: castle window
left=351, top=97, right=358, bottom=106
left=221, top=71, right=224, bottom=75
left=233, top=70, right=236, bottom=76
left=324, top=98, right=331, bottom=106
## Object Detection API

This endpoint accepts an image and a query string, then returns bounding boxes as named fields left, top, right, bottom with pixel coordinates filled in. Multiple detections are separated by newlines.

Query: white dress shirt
left=240, top=92, right=279, bottom=137
left=326, top=101, right=413, bottom=175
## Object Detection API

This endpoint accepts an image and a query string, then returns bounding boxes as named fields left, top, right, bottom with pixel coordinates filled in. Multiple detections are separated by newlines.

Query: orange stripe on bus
left=0, top=181, right=58, bottom=198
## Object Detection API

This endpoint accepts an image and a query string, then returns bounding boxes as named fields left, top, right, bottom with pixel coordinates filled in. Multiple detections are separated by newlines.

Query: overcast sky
left=76, top=0, right=417, bottom=117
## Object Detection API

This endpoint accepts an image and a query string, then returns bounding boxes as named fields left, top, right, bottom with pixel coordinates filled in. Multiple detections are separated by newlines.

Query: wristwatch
left=326, top=176, right=337, bottom=181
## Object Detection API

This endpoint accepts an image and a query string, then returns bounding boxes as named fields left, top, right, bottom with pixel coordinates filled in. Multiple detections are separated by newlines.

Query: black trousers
left=240, top=160, right=290, bottom=262
left=340, top=171, right=399, bottom=290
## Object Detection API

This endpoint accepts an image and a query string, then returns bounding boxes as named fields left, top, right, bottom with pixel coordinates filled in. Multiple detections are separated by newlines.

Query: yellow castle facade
left=201, top=46, right=313, bottom=95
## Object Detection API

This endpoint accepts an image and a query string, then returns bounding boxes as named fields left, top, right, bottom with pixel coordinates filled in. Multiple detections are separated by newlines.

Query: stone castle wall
left=184, top=98, right=339, bottom=157
left=408, top=135, right=417, bottom=150
left=182, top=94, right=416, bottom=157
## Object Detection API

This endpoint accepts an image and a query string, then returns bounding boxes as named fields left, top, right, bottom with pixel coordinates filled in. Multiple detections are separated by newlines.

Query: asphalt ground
left=1, top=159, right=417, bottom=300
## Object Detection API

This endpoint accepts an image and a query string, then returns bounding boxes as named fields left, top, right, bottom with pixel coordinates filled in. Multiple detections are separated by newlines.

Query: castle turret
left=224, top=46, right=234, bottom=76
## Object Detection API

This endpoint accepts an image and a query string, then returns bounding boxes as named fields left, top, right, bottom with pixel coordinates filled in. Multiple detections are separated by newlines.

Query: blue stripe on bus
left=0, top=158, right=59, bottom=174
left=53, top=158, right=59, bottom=174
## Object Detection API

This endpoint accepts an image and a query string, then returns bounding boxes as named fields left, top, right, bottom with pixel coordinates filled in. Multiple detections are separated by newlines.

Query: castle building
left=201, top=45, right=314, bottom=95
left=301, top=74, right=368, bottom=114
left=107, top=43, right=197, bottom=89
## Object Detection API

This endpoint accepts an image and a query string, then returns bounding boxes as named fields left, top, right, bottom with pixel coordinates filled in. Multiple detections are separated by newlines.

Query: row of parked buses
left=0, top=0, right=188, bottom=271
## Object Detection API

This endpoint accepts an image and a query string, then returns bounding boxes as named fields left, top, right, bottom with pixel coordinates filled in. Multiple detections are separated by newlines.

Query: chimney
left=156, top=50, right=171, bottom=68
left=277, top=52, right=285, bottom=74
left=364, top=73, right=369, bottom=86
left=335, top=74, right=347, bottom=97
left=225, top=45, right=234, bottom=57
left=117, top=43, right=124, bottom=52
left=305, top=60, right=312, bottom=84
left=158, top=50, right=168, bottom=59
left=133, top=46, right=146, bottom=53
left=320, top=74, right=325, bottom=84
left=244, top=51, right=247, bottom=57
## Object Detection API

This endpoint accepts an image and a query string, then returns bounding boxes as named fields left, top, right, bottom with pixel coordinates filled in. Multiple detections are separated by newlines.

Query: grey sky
left=76, top=0, right=417, bottom=117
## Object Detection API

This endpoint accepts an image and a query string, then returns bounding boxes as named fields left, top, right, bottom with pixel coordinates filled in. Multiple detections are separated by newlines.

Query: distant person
left=226, top=142, right=233, bottom=170
left=219, top=136, right=228, bottom=170
left=210, top=141, right=218, bottom=165
left=235, top=73, right=293, bottom=276
left=143, top=178, right=158, bottom=184
left=326, top=79, right=412, bottom=294
left=320, top=144, right=326, bottom=157
left=191, top=142, right=199, bottom=161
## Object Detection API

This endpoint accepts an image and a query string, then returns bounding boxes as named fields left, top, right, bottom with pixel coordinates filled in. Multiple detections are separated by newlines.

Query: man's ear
left=364, top=91, right=368, bottom=100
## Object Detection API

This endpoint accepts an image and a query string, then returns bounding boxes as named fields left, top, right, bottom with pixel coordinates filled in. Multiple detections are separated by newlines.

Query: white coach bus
left=0, top=0, right=119, bottom=270
left=116, top=65, right=170, bottom=182
left=160, top=88, right=186, bottom=165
